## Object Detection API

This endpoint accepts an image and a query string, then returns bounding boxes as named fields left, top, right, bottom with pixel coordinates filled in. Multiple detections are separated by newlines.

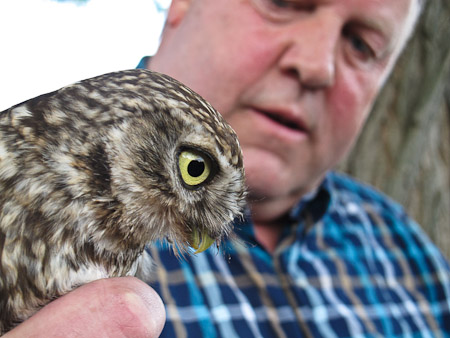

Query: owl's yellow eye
left=178, top=149, right=214, bottom=188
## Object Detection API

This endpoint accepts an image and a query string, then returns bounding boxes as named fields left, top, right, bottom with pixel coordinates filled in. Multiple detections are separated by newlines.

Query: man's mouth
left=251, top=105, right=310, bottom=137
left=261, top=110, right=307, bottom=133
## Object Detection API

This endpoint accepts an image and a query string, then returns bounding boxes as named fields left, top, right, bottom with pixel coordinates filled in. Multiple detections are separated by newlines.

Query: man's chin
left=242, top=150, right=319, bottom=205
left=246, top=187, right=304, bottom=222
left=245, top=169, right=325, bottom=214
left=245, top=174, right=286, bottom=200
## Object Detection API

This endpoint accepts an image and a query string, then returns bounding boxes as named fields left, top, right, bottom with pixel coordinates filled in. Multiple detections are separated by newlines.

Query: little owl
left=0, top=69, right=246, bottom=334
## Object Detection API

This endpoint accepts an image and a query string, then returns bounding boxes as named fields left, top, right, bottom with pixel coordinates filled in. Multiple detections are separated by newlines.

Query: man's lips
left=250, top=106, right=310, bottom=136
left=260, top=110, right=308, bottom=133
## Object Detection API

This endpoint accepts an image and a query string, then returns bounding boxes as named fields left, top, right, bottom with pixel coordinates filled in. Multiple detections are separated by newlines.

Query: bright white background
left=0, top=0, right=168, bottom=110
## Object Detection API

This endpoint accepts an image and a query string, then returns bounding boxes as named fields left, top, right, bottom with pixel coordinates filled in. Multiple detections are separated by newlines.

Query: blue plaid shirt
left=146, top=171, right=450, bottom=337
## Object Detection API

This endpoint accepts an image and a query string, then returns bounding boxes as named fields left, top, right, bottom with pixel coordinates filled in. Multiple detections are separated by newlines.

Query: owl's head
left=101, top=70, right=246, bottom=254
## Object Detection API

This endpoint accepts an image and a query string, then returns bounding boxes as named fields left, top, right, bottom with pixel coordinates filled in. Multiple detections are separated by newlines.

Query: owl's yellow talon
left=191, top=230, right=214, bottom=254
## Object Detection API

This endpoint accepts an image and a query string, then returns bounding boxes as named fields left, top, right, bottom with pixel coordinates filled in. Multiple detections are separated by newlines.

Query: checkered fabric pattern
left=147, top=171, right=450, bottom=337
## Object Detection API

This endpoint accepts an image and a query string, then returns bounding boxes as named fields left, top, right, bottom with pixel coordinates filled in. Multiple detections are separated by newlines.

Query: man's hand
left=4, top=277, right=165, bottom=337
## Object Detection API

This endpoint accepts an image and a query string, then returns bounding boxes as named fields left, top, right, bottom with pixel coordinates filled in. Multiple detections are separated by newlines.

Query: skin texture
left=9, top=0, right=421, bottom=335
left=150, top=0, right=420, bottom=251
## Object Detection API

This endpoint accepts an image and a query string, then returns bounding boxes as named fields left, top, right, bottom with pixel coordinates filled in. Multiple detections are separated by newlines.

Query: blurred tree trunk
left=339, top=0, right=450, bottom=258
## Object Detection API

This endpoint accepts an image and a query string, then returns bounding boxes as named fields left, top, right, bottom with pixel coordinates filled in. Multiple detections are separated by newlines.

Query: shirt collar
left=136, top=56, right=150, bottom=69
left=289, top=174, right=332, bottom=222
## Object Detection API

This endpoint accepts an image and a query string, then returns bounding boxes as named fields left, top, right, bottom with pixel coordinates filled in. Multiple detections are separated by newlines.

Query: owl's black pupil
left=188, top=159, right=205, bottom=177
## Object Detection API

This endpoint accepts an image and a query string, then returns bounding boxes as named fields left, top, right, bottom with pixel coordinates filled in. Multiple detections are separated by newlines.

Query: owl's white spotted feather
left=0, top=69, right=246, bottom=334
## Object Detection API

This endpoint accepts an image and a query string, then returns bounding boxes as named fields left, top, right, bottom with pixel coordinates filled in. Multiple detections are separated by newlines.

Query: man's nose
left=278, top=12, right=339, bottom=89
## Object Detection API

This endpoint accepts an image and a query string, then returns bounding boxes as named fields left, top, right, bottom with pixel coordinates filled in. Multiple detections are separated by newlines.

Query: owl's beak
left=190, top=230, right=215, bottom=254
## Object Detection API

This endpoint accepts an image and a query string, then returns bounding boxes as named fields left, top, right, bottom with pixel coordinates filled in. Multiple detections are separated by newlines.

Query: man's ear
left=166, top=0, right=192, bottom=27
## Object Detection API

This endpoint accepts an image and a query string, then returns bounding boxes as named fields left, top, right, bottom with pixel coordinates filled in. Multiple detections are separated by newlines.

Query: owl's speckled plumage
left=0, top=69, right=246, bottom=334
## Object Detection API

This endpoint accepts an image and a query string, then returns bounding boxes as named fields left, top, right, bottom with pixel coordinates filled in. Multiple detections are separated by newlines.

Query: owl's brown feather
left=0, top=69, right=246, bottom=334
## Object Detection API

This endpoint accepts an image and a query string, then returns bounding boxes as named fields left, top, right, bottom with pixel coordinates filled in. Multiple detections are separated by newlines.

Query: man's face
left=151, top=0, right=419, bottom=219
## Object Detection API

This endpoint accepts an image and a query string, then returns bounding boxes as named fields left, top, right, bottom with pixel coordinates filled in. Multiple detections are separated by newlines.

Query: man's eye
left=343, top=28, right=375, bottom=61
left=350, top=36, right=371, bottom=55
left=272, top=0, right=315, bottom=9
left=250, top=0, right=314, bottom=22
left=270, top=0, right=292, bottom=8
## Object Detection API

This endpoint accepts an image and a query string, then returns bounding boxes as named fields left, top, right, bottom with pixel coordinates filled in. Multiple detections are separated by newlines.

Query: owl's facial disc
left=178, top=148, right=217, bottom=189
